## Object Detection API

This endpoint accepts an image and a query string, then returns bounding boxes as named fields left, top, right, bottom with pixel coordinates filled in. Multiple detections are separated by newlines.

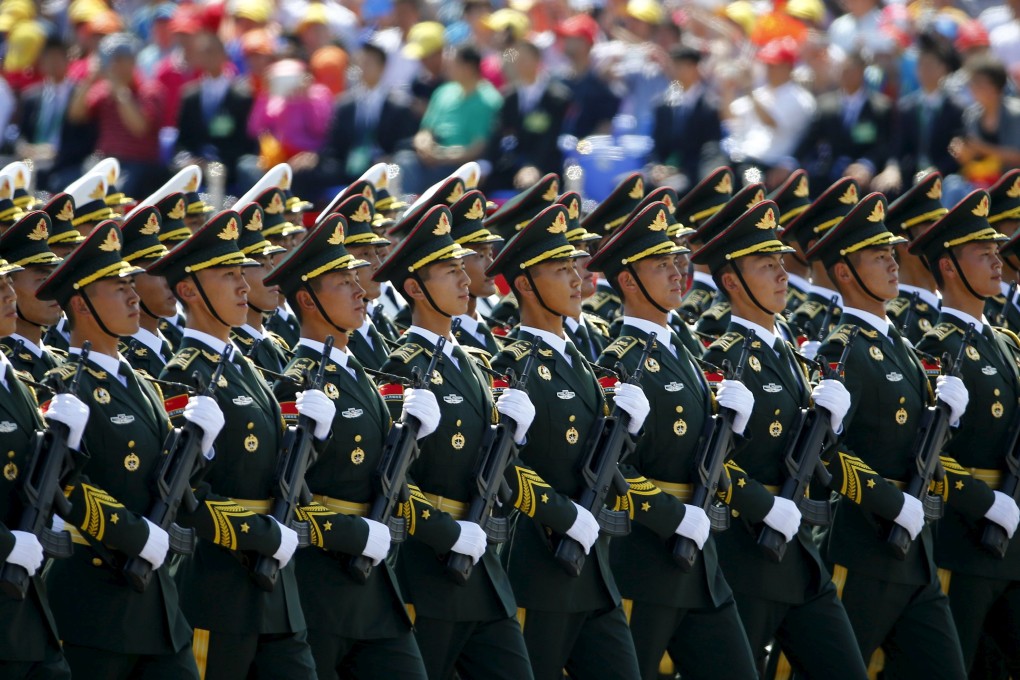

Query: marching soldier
left=767, top=169, right=813, bottom=317
left=359, top=162, right=409, bottom=223
left=984, top=170, right=1020, bottom=328
left=118, top=206, right=178, bottom=377
left=88, top=158, right=134, bottom=217
left=230, top=203, right=292, bottom=375
left=149, top=210, right=331, bottom=679
left=35, top=221, right=225, bottom=677
left=177, top=166, right=216, bottom=233
left=0, top=212, right=66, bottom=382
left=373, top=204, right=583, bottom=679
left=559, top=191, right=614, bottom=361
left=63, top=173, right=115, bottom=238
left=673, top=167, right=734, bottom=323
left=586, top=201, right=759, bottom=679
left=884, top=172, right=946, bottom=343
left=264, top=215, right=434, bottom=679
left=450, top=189, right=506, bottom=355
left=0, top=253, right=74, bottom=679
left=487, top=204, right=648, bottom=680
left=0, top=174, right=26, bottom=233
left=999, top=230, right=1020, bottom=333
left=1, top=161, right=41, bottom=211
left=810, top=193, right=969, bottom=678
left=42, top=192, right=83, bottom=260
left=908, top=190, right=1020, bottom=675
left=783, top=178, right=860, bottom=350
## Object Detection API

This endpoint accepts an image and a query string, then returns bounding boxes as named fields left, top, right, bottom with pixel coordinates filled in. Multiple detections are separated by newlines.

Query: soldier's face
left=11, top=266, right=61, bottom=327
left=84, top=276, right=141, bottom=336
left=573, top=244, right=597, bottom=299
left=195, top=266, right=250, bottom=327
left=464, top=245, right=497, bottom=299
left=346, top=245, right=383, bottom=300
left=632, top=254, right=686, bottom=309
left=0, top=274, right=16, bottom=337
left=134, top=272, right=179, bottom=319
left=528, top=258, right=583, bottom=318
left=848, top=246, right=899, bottom=301
left=953, top=242, right=1003, bottom=298
left=730, top=255, right=788, bottom=314
left=243, top=255, right=281, bottom=313
left=316, top=270, right=366, bottom=330
left=419, top=259, right=471, bottom=317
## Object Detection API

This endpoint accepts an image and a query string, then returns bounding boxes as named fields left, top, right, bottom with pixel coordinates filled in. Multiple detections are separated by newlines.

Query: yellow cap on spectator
left=234, top=0, right=271, bottom=23
left=402, top=21, right=445, bottom=59
left=4, top=20, right=44, bottom=69
left=627, top=0, right=664, bottom=25
left=297, top=3, right=328, bottom=32
left=723, top=1, right=755, bottom=35
left=785, top=0, right=824, bottom=24
left=482, top=8, right=530, bottom=38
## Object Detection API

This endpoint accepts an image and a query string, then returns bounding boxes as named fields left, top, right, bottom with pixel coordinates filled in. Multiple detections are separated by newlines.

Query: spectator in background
left=153, top=7, right=205, bottom=128
left=67, top=9, right=123, bottom=82
left=873, top=33, right=963, bottom=195
left=412, top=44, right=502, bottom=191
left=225, top=0, right=273, bottom=75
left=176, top=32, right=256, bottom=190
left=310, top=45, right=347, bottom=96
left=946, top=19, right=994, bottom=106
left=379, top=0, right=426, bottom=93
left=989, top=0, right=1020, bottom=70
left=66, top=32, right=166, bottom=197
left=318, top=42, right=417, bottom=183
left=556, top=13, right=619, bottom=139
left=278, top=0, right=358, bottom=56
left=828, top=0, right=895, bottom=56
left=136, top=3, right=176, bottom=77
left=950, top=56, right=1020, bottom=190
left=797, top=50, right=893, bottom=191
left=722, top=37, right=816, bottom=188
left=650, top=44, right=724, bottom=192
left=240, top=29, right=277, bottom=97
left=479, top=8, right=530, bottom=91
left=294, top=4, right=332, bottom=59
left=16, top=36, right=96, bottom=192
left=487, top=39, right=570, bottom=191
left=403, top=21, right=447, bottom=119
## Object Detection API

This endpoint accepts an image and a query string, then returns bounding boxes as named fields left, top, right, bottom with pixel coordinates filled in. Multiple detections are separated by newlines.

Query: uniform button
left=128, top=440, right=135, bottom=448
left=994, top=389, right=1001, bottom=396
left=6, top=451, right=13, bottom=459
left=899, top=397, right=905, bottom=404
left=247, top=422, right=255, bottom=430
left=92, top=558, right=103, bottom=567
left=456, top=420, right=462, bottom=427
left=354, top=435, right=362, bottom=442
left=774, top=409, right=780, bottom=416
left=569, top=415, right=576, bottom=422
left=675, top=406, right=684, bottom=414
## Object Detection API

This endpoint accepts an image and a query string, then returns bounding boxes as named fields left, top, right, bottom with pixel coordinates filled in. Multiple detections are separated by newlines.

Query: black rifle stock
left=0, top=342, right=91, bottom=598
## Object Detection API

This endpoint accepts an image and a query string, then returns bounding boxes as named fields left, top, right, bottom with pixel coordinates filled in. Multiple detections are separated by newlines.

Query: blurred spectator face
left=421, top=48, right=444, bottom=76
left=916, top=50, right=949, bottom=92
left=152, top=17, right=173, bottom=49
left=839, top=57, right=866, bottom=93
left=39, top=43, right=69, bottom=81
left=562, top=35, right=590, bottom=62
left=194, top=33, right=227, bottom=76
left=357, top=46, right=386, bottom=87
left=299, top=22, right=330, bottom=53
left=107, top=52, right=136, bottom=84
left=625, top=17, right=654, bottom=42
left=510, top=42, right=540, bottom=84
left=766, top=62, right=793, bottom=88
left=670, top=56, right=699, bottom=88
left=969, top=71, right=1003, bottom=110
left=840, top=0, right=877, bottom=17
left=394, top=0, right=421, bottom=33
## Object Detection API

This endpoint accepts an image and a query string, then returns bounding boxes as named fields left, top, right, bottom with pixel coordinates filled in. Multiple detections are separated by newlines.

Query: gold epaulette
left=461, top=345, right=493, bottom=368
left=388, top=343, right=424, bottom=364
left=681, top=288, right=712, bottom=308
left=709, top=331, right=744, bottom=352
left=793, top=299, right=824, bottom=319
left=827, top=324, right=858, bottom=346
left=603, top=336, right=639, bottom=359
left=582, top=312, right=612, bottom=336
left=45, top=362, right=79, bottom=383
left=267, top=331, right=291, bottom=352
left=995, top=326, right=1020, bottom=350
left=13, top=368, right=33, bottom=383
left=924, top=322, right=961, bottom=342
left=587, top=291, right=619, bottom=312
left=49, top=347, right=67, bottom=359
left=165, top=347, right=200, bottom=372
left=885, top=297, right=910, bottom=316
left=702, top=301, right=732, bottom=321
left=503, top=340, right=533, bottom=362
left=0, top=340, right=11, bottom=357
left=232, top=332, right=254, bottom=346
left=284, top=357, right=316, bottom=384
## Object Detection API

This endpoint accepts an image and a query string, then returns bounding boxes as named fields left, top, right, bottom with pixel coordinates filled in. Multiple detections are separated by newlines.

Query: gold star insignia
left=422, top=509, right=431, bottom=519
left=955, top=480, right=965, bottom=490
left=110, top=513, right=119, bottom=524
left=541, top=493, right=549, bottom=503
left=241, top=522, right=250, bottom=533
left=867, top=479, right=876, bottom=488
left=323, top=521, right=333, bottom=531
left=641, top=502, right=651, bottom=512
left=737, top=478, right=746, bottom=487
left=98, top=229, right=121, bottom=251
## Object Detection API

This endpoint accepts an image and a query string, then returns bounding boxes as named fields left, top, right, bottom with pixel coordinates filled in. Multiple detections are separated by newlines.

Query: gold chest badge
left=3, top=461, right=17, bottom=481
left=244, top=434, right=259, bottom=452
left=992, top=401, right=1004, bottom=418
left=539, top=365, right=552, bottom=380
left=94, top=387, right=111, bottom=404
left=966, top=346, right=980, bottom=361
left=431, top=370, right=443, bottom=385
left=748, top=356, right=761, bottom=372
left=673, top=418, right=687, bottom=436
left=919, top=318, right=932, bottom=331
left=645, top=357, right=660, bottom=373
left=895, top=408, right=908, bottom=425
left=124, top=453, right=140, bottom=471
left=351, top=447, right=365, bottom=464
left=869, top=346, right=884, bottom=361
left=566, top=427, right=579, bottom=444
left=768, top=420, right=783, bottom=437
left=451, top=432, right=466, bottom=449
left=324, top=383, right=340, bottom=400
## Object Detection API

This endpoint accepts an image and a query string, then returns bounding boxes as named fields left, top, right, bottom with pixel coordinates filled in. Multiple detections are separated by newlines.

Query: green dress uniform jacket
left=0, top=337, right=63, bottom=384
left=232, top=325, right=291, bottom=375
left=42, top=319, right=70, bottom=354
left=266, top=309, right=301, bottom=350
left=0, top=367, right=63, bottom=663
left=348, top=322, right=394, bottom=371
left=789, top=291, right=843, bottom=342
left=677, top=279, right=715, bottom=322
left=120, top=336, right=171, bottom=379
left=785, top=283, right=809, bottom=319
left=695, top=297, right=732, bottom=339
left=582, top=284, right=623, bottom=326
left=45, top=354, right=192, bottom=655
left=158, top=317, right=185, bottom=350
left=886, top=294, right=940, bottom=345
left=274, top=343, right=410, bottom=640
left=566, top=314, right=612, bottom=363
left=453, top=316, right=502, bottom=356
left=379, top=332, right=578, bottom=622
left=160, top=339, right=308, bottom=636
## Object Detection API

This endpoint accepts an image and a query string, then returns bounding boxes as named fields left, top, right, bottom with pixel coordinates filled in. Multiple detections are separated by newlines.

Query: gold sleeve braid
left=932, top=456, right=971, bottom=501
left=295, top=503, right=336, bottom=548
left=513, top=466, right=552, bottom=517
left=204, top=500, right=258, bottom=550
left=398, top=484, right=434, bottom=536
left=834, top=451, right=881, bottom=504
left=719, top=460, right=747, bottom=505
left=79, top=483, right=126, bottom=542
left=613, top=476, right=662, bottom=519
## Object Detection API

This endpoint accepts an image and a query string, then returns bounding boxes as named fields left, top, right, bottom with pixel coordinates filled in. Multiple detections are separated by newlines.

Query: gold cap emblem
left=106, top=168, right=117, bottom=185
left=867, top=200, right=885, bottom=223
left=748, top=188, right=765, bottom=208
left=973, top=194, right=990, bottom=217
left=218, top=218, right=240, bottom=240
left=542, top=180, right=559, bottom=202
left=839, top=183, right=859, bottom=205
left=14, top=170, right=26, bottom=189
left=650, top=209, right=669, bottom=231
left=167, top=198, right=186, bottom=220
left=447, top=183, right=464, bottom=204
left=663, top=193, right=675, bottom=213
left=756, top=208, right=777, bottom=230
left=927, top=177, right=943, bottom=200
left=715, top=173, right=732, bottom=194
left=27, top=219, right=48, bottom=241
left=265, top=192, right=285, bottom=215
left=351, top=202, right=372, bottom=223
left=629, top=177, right=644, bottom=199
left=89, top=180, right=105, bottom=201
left=184, top=173, right=199, bottom=192
left=98, top=229, right=121, bottom=251
left=56, top=199, right=74, bottom=222
left=433, top=211, right=452, bottom=236
left=794, top=175, right=810, bottom=198
left=140, top=213, right=161, bottom=235
left=567, top=198, right=580, bottom=220
left=1008, top=176, right=1020, bottom=199
left=327, top=224, right=345, bottom=245
left=464, top=198, right=486, bottom=221
left=244, top=209, right=263, bottom=232
left=548, top=211, right=568, bottom=234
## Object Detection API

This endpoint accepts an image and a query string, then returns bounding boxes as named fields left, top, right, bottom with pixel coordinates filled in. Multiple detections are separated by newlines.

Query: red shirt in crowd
left=85, top=77, right=165, bottom=162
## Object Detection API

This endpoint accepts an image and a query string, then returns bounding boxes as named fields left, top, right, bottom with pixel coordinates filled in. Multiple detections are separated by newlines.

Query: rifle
left=671, top=333, right=753, bottom=570
left=982, top=418, right=1020, bottom=557
left=122, top=348, right=231, bottom=592
left=445, top=341, right=541, bottom=585
left=900, top=292, right=921, bottom=337
left=250, top=335, right=334, bottom=591
left=887, top=324, right=974, bottom=559
left=551, top=339, right=656, bottom=577
left=758, top=327, right=859, bottom=562
left=348, top=328, right=452, bottom=583
left=0, top=342, right=91, bottom=599
left=817, top=295, right=839, bottom=342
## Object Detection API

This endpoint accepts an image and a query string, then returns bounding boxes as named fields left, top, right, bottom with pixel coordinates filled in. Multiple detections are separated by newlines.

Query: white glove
left=800, top=340, right=822, bottom=361
left=496, top=388, right=535, bottom=444
left=45, top=393, right=90, bottom=450
left=402, top=388, right=440, bottom=439
left=894, top=494, right=925, bottom=540
left=675, top=505, right=711, bottom=549
left=935, top=375, right=969, bottom=426
left=717, top=379, right=754, bottom=434
left=139, top=518, right=170, bottom=570
left=361, top=518, right=392, bottom=566
left=183, top=395, right=224, bottom=458
left=612, top=382, right=650, bottom=435
left=272, top=518, right=299, bottom=568
left=6, top=531, right=44, bottom=575
left=763, top=496, right=802, bottom=543
left=566, top=501, right=600, bottom=554
left=450, top=521, right=487, bottom=565
left=296, top=389, right=336, bottom=439
left=985, top=491, right=1020, bottom=539
left=811, top=379, right=851, bottom=433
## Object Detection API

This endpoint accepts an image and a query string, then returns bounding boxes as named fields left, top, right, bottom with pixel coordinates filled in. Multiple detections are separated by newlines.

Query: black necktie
left=574, top=322, right=596, bottom=361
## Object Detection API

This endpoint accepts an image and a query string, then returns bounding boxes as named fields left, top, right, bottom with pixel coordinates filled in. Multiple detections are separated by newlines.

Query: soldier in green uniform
left=783, top=178, right=860, bottom=351
left=230, top=203, right=292, bottom=374
left=884, top=172, right=946, bottom=343
left=89, top=158, right=135, bottom=218
left=809, top=193, right=969, bottom=678
left=673, top=167, right=734, bottom=323
left=450, top=189, right=506, bottom=355
left=264, top=215, right=435, bottom=679
left=0, top=253, right=73, bottom=679
left=148, top=210, right=329, bottom=679
left=692, top=200, right=868, bottom=678
left=906, top=190, right=1020, bottom=675
left=586, top=201, right=759, bottom=679
left=984, top=170, right=1020, bottom=328
left=41, top=192, right=83, bottom=259
left=0, top=172, right=26, bottom=233
left=35, top=221, right=226, bottom=678
left=0, top=212, right=66, bottom=382
left=487, top=204, right=648, bottom=680
left=374, top=204, right=585, bottom=680
left=999, top=229, right=1020, bottom=334
left=117, top=206, right=179, bottom=378
left=767, top=170, right=813, bottom=318
left=63, top=173, right=115, bottom=238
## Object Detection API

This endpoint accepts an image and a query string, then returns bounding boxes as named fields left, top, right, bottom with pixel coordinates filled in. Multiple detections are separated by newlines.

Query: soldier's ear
left=294, top=288, right=316, bottom=315
left=938, top=254, right=957, bottom=280
left=401, top=276, right=424, bottom=303
left=832, top=261, right=852, bottom=285
left=616, top=269, right=637, bottom=293
left=174, top=278, right=197, bottom=306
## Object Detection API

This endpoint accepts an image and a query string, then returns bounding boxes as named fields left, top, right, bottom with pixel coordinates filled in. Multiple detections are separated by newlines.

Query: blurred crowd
left=2, top=0, right=1020, bottom=208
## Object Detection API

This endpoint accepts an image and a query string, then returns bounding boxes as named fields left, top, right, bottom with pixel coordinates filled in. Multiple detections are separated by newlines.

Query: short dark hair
left=454, top=44, right=482, bottom=72
left=285, top=278, right=325, bottom=325
left=969, top=55, right=1009, bottom=91
left=361, top=42, right=388, bottom=66
left=669, top=44, right=701, bottom=64
left=917, top=31, right=960, bottom=72
left=42, top=35, right=68, bottom=54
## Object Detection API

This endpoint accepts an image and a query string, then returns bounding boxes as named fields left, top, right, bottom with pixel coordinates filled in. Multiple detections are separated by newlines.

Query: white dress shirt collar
left=898, top=284, right=941, bottom=310
left=842, top=306, right=892, bottom=337
left=692, top=270, right=718, bottom=291
left=623, top=316, right=676, bottom=355
left=940, top=306, right=987, bottom=335
left=184, top=328, right=233, bottom=357
left=519, top=325, right=571, bottom=364
left=808, top=285, right=843, bottom=308
left=8, top=333, right=42, bottom=357
left=730, top=315, right=781, bottom=352
left=131, top=327, right=168, bottom=356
